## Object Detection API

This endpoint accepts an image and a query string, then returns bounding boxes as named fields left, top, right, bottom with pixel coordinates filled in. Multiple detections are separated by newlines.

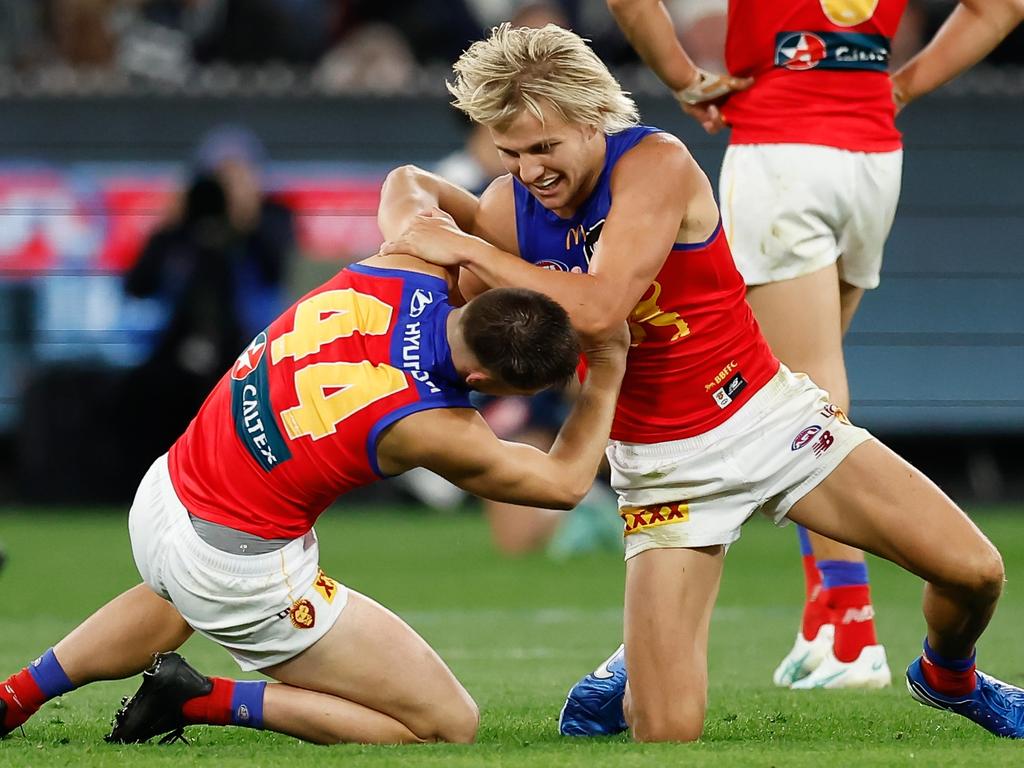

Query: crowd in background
left=0, top=0, right=1022, bottom=514
left=0, top=0, right=1022, bottom=91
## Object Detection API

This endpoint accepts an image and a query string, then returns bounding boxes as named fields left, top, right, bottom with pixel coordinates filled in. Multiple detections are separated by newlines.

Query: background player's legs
left=786, top=438, right=1004, bottom=663
left=746, top=267, right=883, bottom=685
left=482, top=424, right=562, bottom=554
left=622, top=545, right=724, bottom=742
left=1, top=584, right=192, bottom=734
left=481, top=408, right=619, bottom=557
left=260, top=590, right=479, bottom=744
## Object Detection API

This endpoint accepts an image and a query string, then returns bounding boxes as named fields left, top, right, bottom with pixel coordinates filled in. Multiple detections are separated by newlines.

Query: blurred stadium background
left=0, top=0, right=1022, bottom=505
left=0, top=0, right=1023, bottom=763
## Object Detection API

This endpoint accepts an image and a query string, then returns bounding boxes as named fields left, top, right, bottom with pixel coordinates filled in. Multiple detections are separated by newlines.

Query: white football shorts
left=720, top=143, right=902, bottom=289
left=608, top=365, right=873, bottom=560
left=129, top=454, right=349, bottom=671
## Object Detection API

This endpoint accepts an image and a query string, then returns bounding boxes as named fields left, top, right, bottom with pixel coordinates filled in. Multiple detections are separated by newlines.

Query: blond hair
left=448, top=23, right=640, bottom=134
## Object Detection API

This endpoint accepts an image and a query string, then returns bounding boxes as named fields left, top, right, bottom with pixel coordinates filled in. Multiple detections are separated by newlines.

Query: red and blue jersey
left=168, top=264, right=471, bottom=539
left=722, top=0, right=906, bottom=151
left=513, top=126, right=778, bottom=442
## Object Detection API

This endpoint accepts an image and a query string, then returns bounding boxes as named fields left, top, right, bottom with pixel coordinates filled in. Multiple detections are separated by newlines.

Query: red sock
left=800, top=555, right=830, bottom=641
left=828, top=584, right=878, bottom=662
left=181, top=677, right=235, bottom=726
left=1, top=669, right=48, bottom=730
left=921, top=655, right=977, bottom=697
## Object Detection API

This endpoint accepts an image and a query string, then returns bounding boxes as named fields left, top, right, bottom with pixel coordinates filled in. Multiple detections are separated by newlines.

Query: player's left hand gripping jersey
left=514, top=126, right=778, bottom=443
left=168, top=265, right=471, bottom=538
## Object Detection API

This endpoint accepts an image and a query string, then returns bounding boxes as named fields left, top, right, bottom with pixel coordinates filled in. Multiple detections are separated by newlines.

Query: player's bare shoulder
left=610, top=130, right=700, bottom=191
left=612, top=131, right=717, bottom=242
left=475, top=173, right=519, bottom=255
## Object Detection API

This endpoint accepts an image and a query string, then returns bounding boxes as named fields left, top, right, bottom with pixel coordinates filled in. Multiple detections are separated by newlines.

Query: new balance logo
left=840, top=605, right=875, bottom=624
left=812, top=430, right=835, bottom=457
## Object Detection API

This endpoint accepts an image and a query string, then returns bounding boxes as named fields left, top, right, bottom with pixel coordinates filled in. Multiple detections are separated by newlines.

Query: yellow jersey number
left=271, top=289, right=409, bottom=441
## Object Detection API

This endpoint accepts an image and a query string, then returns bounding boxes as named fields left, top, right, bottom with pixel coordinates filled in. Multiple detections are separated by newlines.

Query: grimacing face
left=488, top=102, right=605, bottom=219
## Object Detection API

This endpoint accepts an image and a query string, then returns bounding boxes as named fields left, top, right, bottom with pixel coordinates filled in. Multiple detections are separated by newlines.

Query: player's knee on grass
left=422, top=693, right=479, bottom=744
left=629, top=699, right=705, bottom=743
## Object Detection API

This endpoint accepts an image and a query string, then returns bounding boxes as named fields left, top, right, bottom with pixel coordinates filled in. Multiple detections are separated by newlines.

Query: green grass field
left=1, top=505, right=1022, bottom=767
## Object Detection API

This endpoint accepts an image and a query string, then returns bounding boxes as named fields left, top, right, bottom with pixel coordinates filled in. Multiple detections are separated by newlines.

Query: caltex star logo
left=231, top=331, right=268, bottom=380
left=776, top=32, right=827, bottom=70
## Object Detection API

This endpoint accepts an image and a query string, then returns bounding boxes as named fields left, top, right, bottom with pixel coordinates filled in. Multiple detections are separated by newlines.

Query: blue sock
left=923, top=638, right=976, bottom=671
left=818, top=559, right=869, bottom=589
left=230, top=680, right=266, bottom=729
left=796, top=525, right=813, bottom=557
left=27, top=649, right=75, bottom=698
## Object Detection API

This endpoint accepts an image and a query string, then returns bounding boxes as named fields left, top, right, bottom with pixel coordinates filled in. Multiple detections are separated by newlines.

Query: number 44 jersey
left=168, top=264, right=472, bottom=539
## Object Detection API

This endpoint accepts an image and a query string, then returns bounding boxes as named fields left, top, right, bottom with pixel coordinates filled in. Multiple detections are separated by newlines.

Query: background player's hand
left=674, top=68, right=752, bottom=135
left=890, top=74, right=910, bottom=116
left=380, top=207, right=482, bottom=267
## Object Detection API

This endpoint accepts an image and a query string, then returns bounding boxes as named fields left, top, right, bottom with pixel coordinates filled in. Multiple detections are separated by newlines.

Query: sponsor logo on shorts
left=791, top=425, right=822, bottom=451
left=289, top=598, right=316, bottom=629
left=313, top=568, right=339, bottom=604
left=820, top=403, right=851, bottom=424
left=775, top=31, right=890, bottom=72
left=812, top=430, right=835, bottom=458
left=712, top=372, right=747, bottom=409
left=621, top=502, right=690, bottom=536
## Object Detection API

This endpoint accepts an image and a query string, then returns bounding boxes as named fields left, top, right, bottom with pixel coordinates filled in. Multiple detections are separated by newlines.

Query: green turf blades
left=0, top=507, right=1022, bottom=766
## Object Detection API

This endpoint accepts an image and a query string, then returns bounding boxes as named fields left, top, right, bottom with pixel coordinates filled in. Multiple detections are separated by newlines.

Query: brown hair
left=462, top=288, right=580, bottom=390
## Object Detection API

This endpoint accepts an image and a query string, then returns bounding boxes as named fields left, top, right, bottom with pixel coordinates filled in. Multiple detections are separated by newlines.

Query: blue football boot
left=906, top=657, right=1024, bottom=738
left=558, top=644, right=628, bottom=736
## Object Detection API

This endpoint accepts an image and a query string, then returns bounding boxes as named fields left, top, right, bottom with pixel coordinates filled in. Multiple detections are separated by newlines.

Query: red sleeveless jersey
left=611, top=222, right=779, bottom=442
left=168, top=264, right=472, bottom=539
left=722, top=0, right=906, bottom=151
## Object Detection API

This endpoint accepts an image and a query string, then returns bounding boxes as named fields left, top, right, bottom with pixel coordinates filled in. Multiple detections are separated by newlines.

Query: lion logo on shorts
left=290, top=598, right=316, bottom=629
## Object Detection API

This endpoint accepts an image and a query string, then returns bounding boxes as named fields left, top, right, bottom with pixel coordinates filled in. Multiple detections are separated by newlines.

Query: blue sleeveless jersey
left=510, top=124, right=780, bottom=442
left=513, top=126, right=661, bottom=270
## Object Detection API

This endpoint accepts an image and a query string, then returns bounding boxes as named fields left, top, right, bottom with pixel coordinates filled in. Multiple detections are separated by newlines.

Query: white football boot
left=772, top=624, right=835, bottom=687
left=790, top=644, right=892, bottom=690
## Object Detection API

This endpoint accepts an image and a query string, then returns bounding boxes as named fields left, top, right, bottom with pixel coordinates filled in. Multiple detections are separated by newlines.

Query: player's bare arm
left=376, top=328, right=628, bottom=508
left=891, top=0, right=1024, bottom=109
left=383, top=135, right=698, bottom=339
left=378, top=165, right=483, bottom=241
left=378, top=165, right=518, bottom=302
left=607, top=0, right=751, bottom=134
